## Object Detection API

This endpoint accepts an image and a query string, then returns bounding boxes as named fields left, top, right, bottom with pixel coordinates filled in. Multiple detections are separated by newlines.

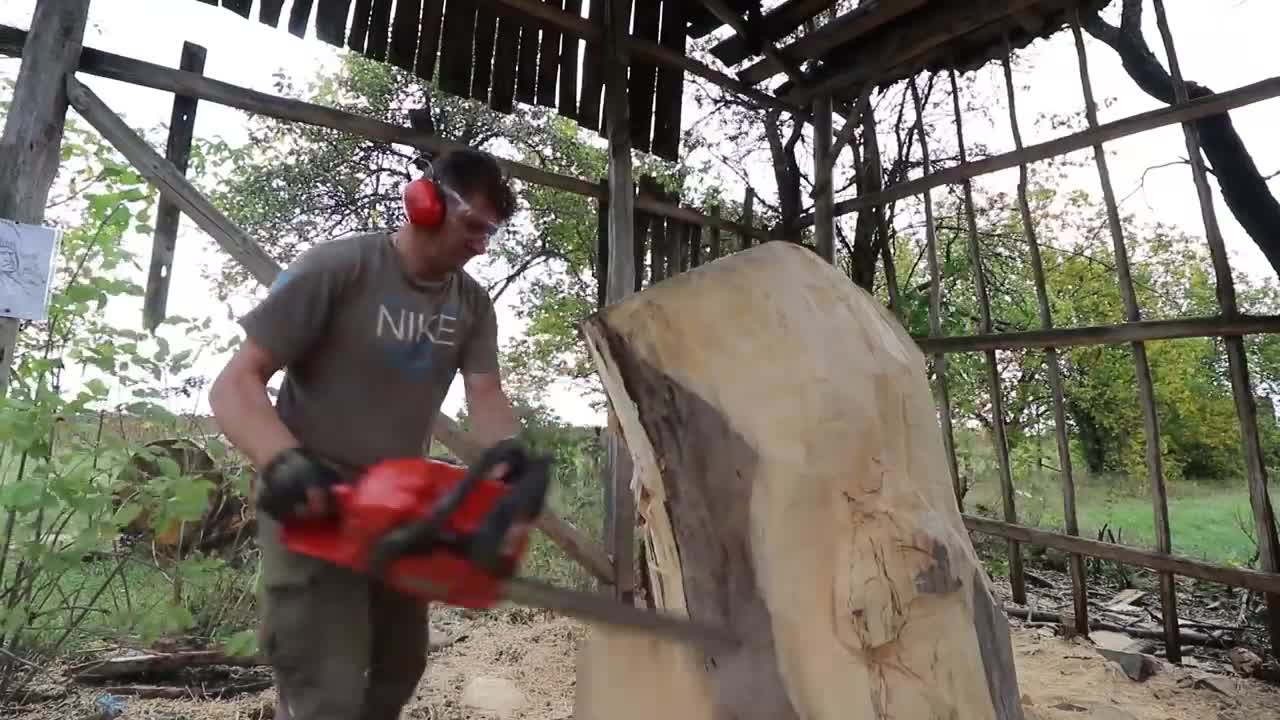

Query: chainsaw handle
left=366, top=439, right=541, bottom=580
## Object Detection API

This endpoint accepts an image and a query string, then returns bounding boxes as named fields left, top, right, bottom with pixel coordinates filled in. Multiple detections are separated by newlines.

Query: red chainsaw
left=272, top=440, right=737, bottom=653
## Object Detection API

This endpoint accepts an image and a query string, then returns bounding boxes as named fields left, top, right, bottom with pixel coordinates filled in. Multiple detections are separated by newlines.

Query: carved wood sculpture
left=573, top=241, right=1024, bottom=719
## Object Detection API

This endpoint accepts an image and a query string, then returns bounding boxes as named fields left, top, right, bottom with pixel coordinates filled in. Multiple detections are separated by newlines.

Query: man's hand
left=462, top=370, right=520, bottom=447
left=258, top=446, right=344, bottom=521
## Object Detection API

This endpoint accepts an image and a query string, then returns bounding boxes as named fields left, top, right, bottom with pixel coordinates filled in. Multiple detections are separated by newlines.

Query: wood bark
left=575, top=241, right=1024, bottom=719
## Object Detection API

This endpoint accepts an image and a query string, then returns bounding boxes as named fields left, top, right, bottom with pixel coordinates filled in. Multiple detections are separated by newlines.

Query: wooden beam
left=475, top=0, right=801, bottom=114
left=0, top=0, right=91, bottom=398
left=143, top=41, right=206, bottom=333
left=0, top=25, right=769, bottom=240
left=915, top=314, right=1280, bottom=355
left=694, top=0, right=804, bottom=85
left=781, top=0, right=1042, bottom=104
left=602, top=0, right=636, bottom=604
left=707, top=0, right=830, bottom=67
left=66, top=75, right=279, bottom=286
left=965, top=515, right=1280, bottom=597
left=792, top=73, right=1280, bottom=228
left=64, top=73, right=612, bottom=583
left=737, top=0, right=926, bottom=86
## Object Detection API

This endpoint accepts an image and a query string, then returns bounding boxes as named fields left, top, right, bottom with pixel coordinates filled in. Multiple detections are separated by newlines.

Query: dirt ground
left=8, top=609, right=1280, bottom=719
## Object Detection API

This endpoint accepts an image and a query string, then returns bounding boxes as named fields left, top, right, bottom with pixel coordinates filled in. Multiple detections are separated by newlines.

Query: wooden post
left=1001, top=46, right=1088, bottom=636
left=908, top=76, right=963, bottom=513
left=0, top=0, right=92, bottom=397
left=1151, top=0, right=1280, bottom=657
left=143, top=41, right=206, bottom=333
left=813, top=93, right=834, bottom=262
left=741, top=187, right=754, bottom=250
left=948, top=68, right=1025, bottom=605
left=1071, top=13, right=1179, bottom=662
left=602, top=0, right=636, bottom=604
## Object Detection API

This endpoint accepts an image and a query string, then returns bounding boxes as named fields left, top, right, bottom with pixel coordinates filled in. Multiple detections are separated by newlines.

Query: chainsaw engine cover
left=279, top=456, right=534, bottom=608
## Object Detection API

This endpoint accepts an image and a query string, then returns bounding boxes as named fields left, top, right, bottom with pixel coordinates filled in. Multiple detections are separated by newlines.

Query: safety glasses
left=439, top=183, right=507, bottom=243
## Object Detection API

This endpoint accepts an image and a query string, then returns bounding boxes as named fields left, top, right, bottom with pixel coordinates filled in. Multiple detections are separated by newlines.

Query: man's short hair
left=432, top=148, right=517, bottom=222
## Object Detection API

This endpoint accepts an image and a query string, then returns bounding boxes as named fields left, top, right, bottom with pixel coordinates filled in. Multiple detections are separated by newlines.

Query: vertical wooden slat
left=663, top=193, right=679, bottom=278
left=489, top=8, right=522, bottom=113
left=415, top=0, right=446, bottom=81
left=741, top=187, right=754, bottom=250
left=286, top=0, right=315, bottom=37
left=813, top=93, right=835, bottom=263
left=579, top=0, right=608, bottom=130
left=1151, top=0, right=1280, bottom=656
left=634, top=188, right=648, bottom=291
left=650, top=0, right=685, bottom=161
left=364, top=0, right=394, bottom=61
left=597, top=180, right=609, bottom=307
left=536, top=0, right=564, bottom=108
left=222, top=0, right=252, bottom=19
left=861, top=102, right=900, bottom=317
left=558, top=0, right=582, bottom=118
left=515, top=23, right=540, bottom=104
left=709, top=205, right=722, bottom=260
left=471, top=7, right=499, bottom=102
left=439, top=0, right=479, bottom=98
left=603, top=0, right=638, bottom=604
left=949, top=68, right=1025, bottom=605
left=647, top=180, right=668, bottom=282
left=0, top=0, right=92, bottom=398
left=1002, top=47, right=1088, bottom=636
left=314, top=0, right=353, bottom=47
left=259, top=0, right=287, bottom=26
left=1071, top=14, right=1180, bottom=662
left=388, top=0, right=423, bottom=72
left=144, top=42, right=206, bottom=334
left=909, top=76, right=964, bottom=513
left=347, top=0, right=374, bottom=52
left=628, top=0, right=659, bottom=153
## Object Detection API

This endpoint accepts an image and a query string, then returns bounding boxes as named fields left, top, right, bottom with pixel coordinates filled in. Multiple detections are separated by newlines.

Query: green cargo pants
left=256, top=511, right=430, bottom=720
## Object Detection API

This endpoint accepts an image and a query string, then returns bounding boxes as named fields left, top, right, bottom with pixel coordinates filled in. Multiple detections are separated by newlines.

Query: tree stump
left=574, top=241, right=1025, bottom=719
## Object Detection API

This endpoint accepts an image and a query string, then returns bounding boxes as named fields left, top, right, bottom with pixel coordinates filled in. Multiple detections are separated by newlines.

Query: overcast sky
left=1, top=0, right=1277, bottom=428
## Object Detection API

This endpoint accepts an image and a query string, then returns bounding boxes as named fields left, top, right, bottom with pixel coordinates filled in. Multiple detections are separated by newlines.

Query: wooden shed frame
left=4, top=0, right=1280, bottom=662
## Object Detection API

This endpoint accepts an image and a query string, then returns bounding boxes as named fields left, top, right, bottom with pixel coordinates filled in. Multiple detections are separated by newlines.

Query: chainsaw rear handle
left=367, top=439, right=551, bottom=581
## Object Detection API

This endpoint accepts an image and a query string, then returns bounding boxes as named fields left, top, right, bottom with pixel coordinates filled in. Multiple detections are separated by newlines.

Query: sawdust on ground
left=9, top=613, right=1280, bottom=719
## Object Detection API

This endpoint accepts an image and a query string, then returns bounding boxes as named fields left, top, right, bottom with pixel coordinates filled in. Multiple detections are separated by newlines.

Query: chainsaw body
left=279, top=443, right=550, bottom=609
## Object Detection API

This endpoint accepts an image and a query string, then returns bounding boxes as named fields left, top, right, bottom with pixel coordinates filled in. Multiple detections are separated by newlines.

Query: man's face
left=410, top=186, right=504, bottom=271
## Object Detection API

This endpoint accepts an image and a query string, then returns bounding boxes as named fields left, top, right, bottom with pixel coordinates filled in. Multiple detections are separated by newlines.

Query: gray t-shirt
left=238, top=230, right=499, bottom=472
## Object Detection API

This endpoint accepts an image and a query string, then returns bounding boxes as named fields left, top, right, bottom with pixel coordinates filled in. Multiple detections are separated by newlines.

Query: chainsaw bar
left=397, top=573, right=740, bottom=654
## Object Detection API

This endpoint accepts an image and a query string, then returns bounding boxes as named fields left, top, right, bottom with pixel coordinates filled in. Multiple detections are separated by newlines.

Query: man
left=209, top=148, right=521, bottom=719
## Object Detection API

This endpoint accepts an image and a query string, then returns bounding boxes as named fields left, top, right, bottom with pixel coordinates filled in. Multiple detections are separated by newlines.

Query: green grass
left=968, top=466, right=1269, bottom=568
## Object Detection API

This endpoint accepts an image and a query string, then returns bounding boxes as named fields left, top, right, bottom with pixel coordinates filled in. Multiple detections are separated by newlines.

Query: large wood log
left=574, top=241, right=1025, bottom=719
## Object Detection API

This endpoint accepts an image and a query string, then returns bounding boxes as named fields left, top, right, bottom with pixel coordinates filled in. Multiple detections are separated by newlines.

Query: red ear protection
left=403, top=177, right=445, bottom=228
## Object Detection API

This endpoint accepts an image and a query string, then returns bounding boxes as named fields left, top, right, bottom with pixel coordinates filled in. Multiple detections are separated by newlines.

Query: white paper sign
left=0, top=219, right=61, bottom=322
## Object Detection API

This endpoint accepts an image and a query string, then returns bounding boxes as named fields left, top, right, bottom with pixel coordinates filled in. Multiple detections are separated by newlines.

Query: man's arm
left=209, top=337, right=300, bottom=469
left=463, top=370, right=519, bottom=447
